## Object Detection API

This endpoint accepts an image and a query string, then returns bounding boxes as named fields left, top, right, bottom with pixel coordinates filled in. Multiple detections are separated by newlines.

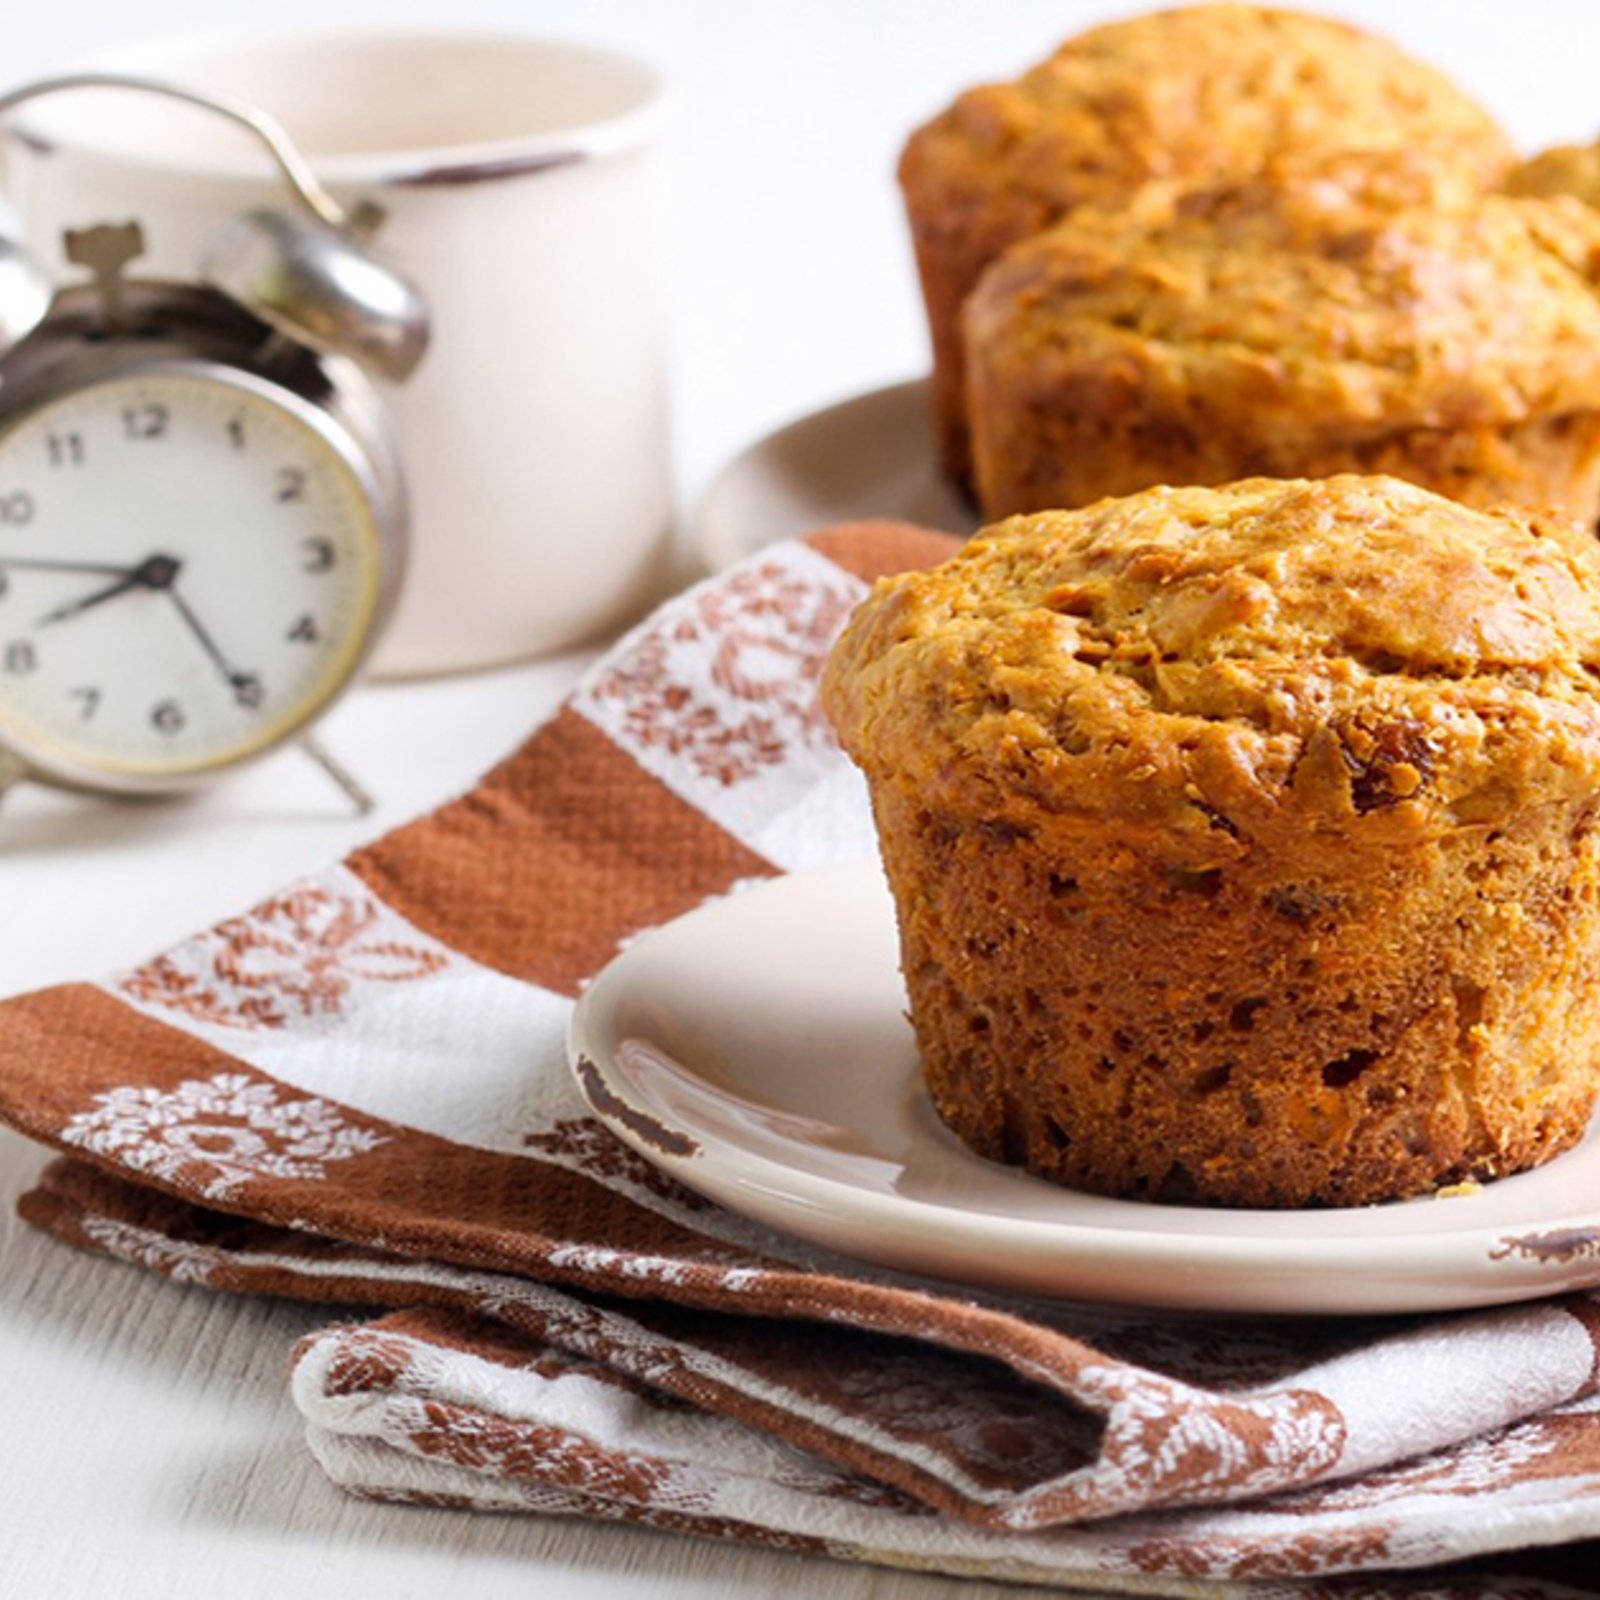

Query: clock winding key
left=63, top=221, right=145, bottom=335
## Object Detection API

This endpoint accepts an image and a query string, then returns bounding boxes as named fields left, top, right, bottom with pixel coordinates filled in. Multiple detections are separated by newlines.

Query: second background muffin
left=963, top=154, right=1600, bottom=526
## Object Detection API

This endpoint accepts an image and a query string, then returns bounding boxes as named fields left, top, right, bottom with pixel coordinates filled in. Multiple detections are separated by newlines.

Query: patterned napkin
left=5, top=522, right=1600, bottom=1599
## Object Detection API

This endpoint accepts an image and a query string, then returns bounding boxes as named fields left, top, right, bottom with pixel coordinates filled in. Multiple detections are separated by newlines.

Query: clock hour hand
left=35, top=570, right=145, bottom=625
left=31, top=552, right=180, bottom=627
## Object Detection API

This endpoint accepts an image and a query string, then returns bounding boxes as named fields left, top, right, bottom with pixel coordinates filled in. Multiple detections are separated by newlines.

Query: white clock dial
left=0, top=368, right=381, bottom=782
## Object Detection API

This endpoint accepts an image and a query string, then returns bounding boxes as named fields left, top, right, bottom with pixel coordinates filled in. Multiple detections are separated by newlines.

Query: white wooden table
left=1, top=1, right=1592, bottom=1592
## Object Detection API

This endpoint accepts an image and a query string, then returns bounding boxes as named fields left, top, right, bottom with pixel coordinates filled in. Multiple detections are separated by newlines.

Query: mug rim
left=7, top=26, right=669, bottom=185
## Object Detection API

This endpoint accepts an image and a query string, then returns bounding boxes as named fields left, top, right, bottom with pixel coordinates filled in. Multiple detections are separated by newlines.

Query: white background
left=1, top=3, right=1595, bottom=1597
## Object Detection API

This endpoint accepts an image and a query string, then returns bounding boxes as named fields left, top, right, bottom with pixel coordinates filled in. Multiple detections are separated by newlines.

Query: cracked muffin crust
left=822, top=476, right=1600, bottom=1207
left=964, top=155, right=1600, bottom=524
left=899, top=4, right=1514, bottom=485
left=1507, top=141, right=1600, bottom=210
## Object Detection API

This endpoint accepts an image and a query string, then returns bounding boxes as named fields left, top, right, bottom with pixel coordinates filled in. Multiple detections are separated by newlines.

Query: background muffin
left=899, top=4, right=1515, bottom=486
left=823, top=476, right=1600, bottom=1209
left=1507, top=140, right=1600, bottom=209
left=964, top=154, right=1600, bottom=524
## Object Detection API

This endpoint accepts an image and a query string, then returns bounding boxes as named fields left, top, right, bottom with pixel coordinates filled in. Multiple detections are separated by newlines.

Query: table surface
left=3, top=1, right=1596, bottom=1594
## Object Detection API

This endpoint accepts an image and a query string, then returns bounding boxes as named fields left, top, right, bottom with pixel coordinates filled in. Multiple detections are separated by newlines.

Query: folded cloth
left=5, top=522, right=1600, bottom=1598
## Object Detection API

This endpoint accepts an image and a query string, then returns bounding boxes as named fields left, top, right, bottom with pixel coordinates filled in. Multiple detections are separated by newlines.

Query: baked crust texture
left=1507, top=142, right=1600, bottom=210
left=964, top=157, right=1600, bottom=523
left=899, top=4, right=1515, bottom=482
left=823, top=476, right=1600, bottom=1206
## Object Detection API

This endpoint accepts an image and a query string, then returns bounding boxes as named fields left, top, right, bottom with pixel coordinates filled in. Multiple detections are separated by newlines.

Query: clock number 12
left=122, top=403, right=169, bottom=441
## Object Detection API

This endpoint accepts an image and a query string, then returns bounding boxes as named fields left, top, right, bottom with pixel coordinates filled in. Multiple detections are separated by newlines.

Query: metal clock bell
left=0, top=75, right=428, bottom=814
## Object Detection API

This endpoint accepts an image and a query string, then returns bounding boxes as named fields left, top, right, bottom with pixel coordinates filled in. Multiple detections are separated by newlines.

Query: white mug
left=2, top=29, right=674, bottom=678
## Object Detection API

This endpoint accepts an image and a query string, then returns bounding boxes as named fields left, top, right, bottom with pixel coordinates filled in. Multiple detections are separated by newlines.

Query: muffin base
left=871, top=783, right=1600, bottom=1208
left=906, top=208, right=1040, bottom=492
left=969, top=396, right=1600, bottom=528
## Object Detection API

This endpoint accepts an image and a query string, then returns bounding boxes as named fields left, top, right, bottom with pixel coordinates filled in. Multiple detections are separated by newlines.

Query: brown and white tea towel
left=4, top=522, right=1600, bottom=1598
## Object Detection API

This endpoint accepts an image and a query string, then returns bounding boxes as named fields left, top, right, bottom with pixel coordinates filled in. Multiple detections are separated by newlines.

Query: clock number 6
left=150, top=698, right=185, bottom=735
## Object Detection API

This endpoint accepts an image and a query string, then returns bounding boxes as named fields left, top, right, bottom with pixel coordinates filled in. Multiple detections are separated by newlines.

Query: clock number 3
left=302, top=537, right=336, bottom=573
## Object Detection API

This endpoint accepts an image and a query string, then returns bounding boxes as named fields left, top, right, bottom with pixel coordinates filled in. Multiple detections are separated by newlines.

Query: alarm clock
left=0, top=73, right=428, bottom=814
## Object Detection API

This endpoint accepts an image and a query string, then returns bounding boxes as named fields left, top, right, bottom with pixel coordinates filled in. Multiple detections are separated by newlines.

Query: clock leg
left=0, top=747, right=28, bottom=810
left=298, top=736, right=375, bottom=817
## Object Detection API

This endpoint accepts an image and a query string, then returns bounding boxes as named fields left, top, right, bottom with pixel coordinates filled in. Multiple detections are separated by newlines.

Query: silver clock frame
left=0, top=278, right=408, bottom=798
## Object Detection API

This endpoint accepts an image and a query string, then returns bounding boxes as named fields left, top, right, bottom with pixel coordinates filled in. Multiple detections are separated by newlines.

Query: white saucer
left=692, top=379, right=978, bottom=571
left=569, top=862, right=1600, bottom=1315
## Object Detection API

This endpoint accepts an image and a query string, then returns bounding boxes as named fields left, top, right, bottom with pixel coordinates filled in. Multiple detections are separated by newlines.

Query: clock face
left=0, top=367, right=382, bottom=784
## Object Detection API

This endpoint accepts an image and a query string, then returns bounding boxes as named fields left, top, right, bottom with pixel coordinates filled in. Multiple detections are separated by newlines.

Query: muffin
left=964, top=155, right=1600, bottom=524
left=899, top=4, right=1515, bottom=485
left=822, top=476, right=1600, bottom=1208
left=1507, top=141, right=1600, bottom=209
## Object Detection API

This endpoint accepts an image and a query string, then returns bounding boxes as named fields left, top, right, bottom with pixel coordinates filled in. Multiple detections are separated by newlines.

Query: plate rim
left=569, top=860, right=1600, bottom=1311
left=690, top=374, right=966, bottom=574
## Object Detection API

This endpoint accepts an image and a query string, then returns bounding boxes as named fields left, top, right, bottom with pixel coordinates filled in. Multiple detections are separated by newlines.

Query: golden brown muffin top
left=823, top=477, right=1600, bottom=860
left=1507, top=142, right=1600, bottom=210
left=963, top=154, right=1600, bottom=438
left=899, top=5, right=1513, bottom=231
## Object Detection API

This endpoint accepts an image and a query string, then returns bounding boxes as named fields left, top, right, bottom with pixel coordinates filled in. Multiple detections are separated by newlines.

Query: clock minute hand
left=166, top=584, right=262, bottom=708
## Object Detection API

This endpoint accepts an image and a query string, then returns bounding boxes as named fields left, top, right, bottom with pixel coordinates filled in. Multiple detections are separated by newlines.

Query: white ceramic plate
left=692, top=378, right=978, bottom=571
left=569, top=861, right=1600, bottom=1315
